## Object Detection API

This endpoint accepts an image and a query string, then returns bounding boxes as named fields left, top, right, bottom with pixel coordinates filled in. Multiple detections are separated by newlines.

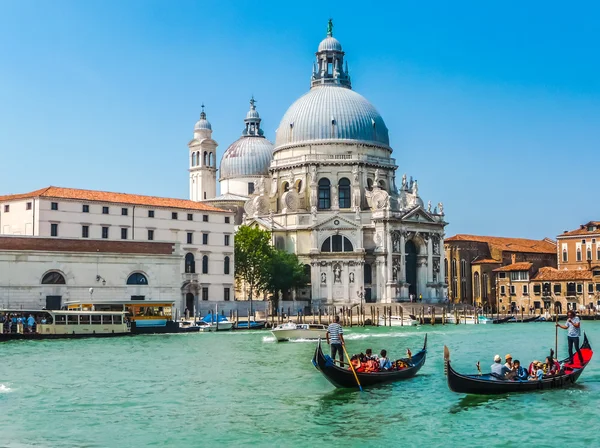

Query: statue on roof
left=327, top=19, right=333, bottom=36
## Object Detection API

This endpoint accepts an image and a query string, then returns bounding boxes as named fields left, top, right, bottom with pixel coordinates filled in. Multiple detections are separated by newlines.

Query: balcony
left=182, top=273, right=199, bottom=283
left=270, top=153, right=396, bottom=169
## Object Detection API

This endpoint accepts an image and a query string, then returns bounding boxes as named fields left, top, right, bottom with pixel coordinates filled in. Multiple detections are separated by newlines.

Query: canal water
left=1, top=322, right=599, bottom=447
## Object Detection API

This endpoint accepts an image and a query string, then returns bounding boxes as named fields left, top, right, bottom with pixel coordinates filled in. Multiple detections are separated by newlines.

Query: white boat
left=445, top=314, right=493, bottom=324
left=377, top=315, right=419, bottom=327
left=199, top=314, right=233, bottom=331
left=271, top=322, right=328, bottom=342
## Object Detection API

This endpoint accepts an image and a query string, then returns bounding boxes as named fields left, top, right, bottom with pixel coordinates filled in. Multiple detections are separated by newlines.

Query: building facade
left=198, top=21, right=448, bottom=304
left=0, top=187, right=235, bottom=313
left=557, top=221, right=600, bottom=270
left=444, top=234, right=557, bottom=307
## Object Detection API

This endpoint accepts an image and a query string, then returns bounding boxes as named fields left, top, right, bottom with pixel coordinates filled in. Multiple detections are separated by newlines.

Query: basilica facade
left=190, top=21, right=447, bottom=304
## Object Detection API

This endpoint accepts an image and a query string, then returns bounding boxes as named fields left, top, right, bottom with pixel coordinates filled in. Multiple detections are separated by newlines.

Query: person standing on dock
left=326, top=315, right=345, bottom=365
left=556, top=310, right=584, bottom=364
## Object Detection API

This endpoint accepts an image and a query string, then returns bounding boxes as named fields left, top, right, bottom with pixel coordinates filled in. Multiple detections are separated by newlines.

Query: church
left=187, top=21, right=448, bottom=305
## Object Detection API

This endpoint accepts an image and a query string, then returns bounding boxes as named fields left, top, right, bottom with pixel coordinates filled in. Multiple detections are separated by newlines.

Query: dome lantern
left=312, top=19, right=351, bottom=89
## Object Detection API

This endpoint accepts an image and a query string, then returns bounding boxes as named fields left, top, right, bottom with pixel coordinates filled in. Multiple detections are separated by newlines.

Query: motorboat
left=377, top=315, right=419, bottom=327
left=200, top=313, right=233, bottom=331
left=271, top=322, right=328, bottom=342
left=445, top=314, right=494, bottom=324
left=235, top=320, right=266, bottom=330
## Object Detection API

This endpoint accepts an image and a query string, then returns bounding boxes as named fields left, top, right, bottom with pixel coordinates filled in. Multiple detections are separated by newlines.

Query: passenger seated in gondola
left=512, top=360, right=528, bottom=381
left=394, top=359, right=409, bottom=371
left=365, top=348, right=378, bottom=361
left=528, top=362, right=544, bottom=380
left=349, top=355, right=365, bottom=373
left=490, top=354, right=512, bottom=378
left=544, top=356, right=559, bottom=375
left=364, top=357, right=379, bottom=373
left=379, top=350, right=392, bottom=371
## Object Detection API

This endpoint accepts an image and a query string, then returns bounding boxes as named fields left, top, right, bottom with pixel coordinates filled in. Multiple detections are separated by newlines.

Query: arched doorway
left=185, top=293, right=195, bottom=317
left=554, top=301, right=562, bottom=315
left=405, top=240, right=418, bottom=298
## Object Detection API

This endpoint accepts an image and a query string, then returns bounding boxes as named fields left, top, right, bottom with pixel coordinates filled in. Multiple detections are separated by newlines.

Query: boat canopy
left=202, top=314, right=228, bottom=323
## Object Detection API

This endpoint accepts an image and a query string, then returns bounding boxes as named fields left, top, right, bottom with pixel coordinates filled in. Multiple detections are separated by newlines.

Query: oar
left=555, top=313, right=559, bottom=360
left=342, top=343, right=363, bottom=392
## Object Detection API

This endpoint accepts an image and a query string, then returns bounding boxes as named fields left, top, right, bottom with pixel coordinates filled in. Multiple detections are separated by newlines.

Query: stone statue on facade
left=401, top=173, right=407, bottom=189
left=427, top=200, right=431, bottom=212
left=321, top=272, right=326, bottom=284
left=438, top=202, right=444, bottom=214
left=412, top=179, right=418, bottom=196
left=409, top=176, right=413, bottom=190
left=374, top=169, right=381, bottom=186
left=333, top=264, right=341, bottom=283
left=257, top=176, right=266, bottom=195
left=349, top=272, right=355, bottom=283
left=309, top=165, right=317, bottom=184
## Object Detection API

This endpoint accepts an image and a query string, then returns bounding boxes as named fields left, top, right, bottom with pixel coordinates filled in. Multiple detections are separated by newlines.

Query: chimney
left=511, top=253, right=516, bottom=265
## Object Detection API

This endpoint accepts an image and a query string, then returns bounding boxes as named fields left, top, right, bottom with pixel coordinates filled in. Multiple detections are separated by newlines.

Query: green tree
left=234, top=225, right=273, bottom=305
left=267, top=249, right=308, bottom=309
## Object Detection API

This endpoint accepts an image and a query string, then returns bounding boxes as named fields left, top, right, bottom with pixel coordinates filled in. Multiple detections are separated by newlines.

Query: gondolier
left=326, top=315, right=345, bottom=365
left=557, top=310, right=584, bottom=365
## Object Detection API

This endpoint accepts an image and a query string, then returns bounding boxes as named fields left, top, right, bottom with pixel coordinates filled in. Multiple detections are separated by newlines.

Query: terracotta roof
left=532, top=267, right=593, bottom=281
left=471, top=258, right=501, bottom=265
left=0, top=186, right=229, bottom=213
left=445, top=234, right=556, bottom=254
left=557, top=221, right=600, bottom=237
left=494, top=262, right=533, bottom=272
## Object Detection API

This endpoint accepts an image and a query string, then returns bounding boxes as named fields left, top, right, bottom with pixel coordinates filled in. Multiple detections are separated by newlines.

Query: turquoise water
left=1, top=322, right=599, bottom=447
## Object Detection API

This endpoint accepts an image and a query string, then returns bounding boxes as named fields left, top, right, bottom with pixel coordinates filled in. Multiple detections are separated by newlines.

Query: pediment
left=402, top=206, right=436, bottom=223
left=313, top=213, right=359, bottom=231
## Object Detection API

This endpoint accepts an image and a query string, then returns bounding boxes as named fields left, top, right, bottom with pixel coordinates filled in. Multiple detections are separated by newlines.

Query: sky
left=0, top=0, right=599, bottom=239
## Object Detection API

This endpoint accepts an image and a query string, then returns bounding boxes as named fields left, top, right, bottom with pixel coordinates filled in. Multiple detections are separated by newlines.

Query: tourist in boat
left=556, top=310, right=584, bottom=365
left=529, top=362, right=544, bottom=380
left=26, top=314, right=35, bottom=333
left=326, top=315, right=345, bottom=365
left=365, top=348, right=378, bottom=361
left=379, top=350, right=392, bottom=371
left=504, top=354, right=513, bottom=370
left=490, top=355, right=511, bottom=378
left=512, top=360, right=528, bottom=380
left=349, top=355, right=365, bottom=372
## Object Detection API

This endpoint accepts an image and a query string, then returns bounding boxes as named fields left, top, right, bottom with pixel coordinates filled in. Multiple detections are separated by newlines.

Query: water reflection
left=449, top=394, right=509, bottom=414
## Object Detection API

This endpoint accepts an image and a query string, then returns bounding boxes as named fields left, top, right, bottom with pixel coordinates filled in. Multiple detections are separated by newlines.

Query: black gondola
left=312, top=334, right=427, bottom=389
left=444, top=333, right=593, bottom=395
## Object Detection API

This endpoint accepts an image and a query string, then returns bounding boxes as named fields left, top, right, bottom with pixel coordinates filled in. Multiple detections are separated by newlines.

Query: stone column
left=311, top=262, right=319, bottom=304
left=342, top=261, right=349, bottom=304
left=427, top=235, right=434, bottom=284
left=400, top=231, right=406, bottom=283
left=386, top=227, right=393, bottom=303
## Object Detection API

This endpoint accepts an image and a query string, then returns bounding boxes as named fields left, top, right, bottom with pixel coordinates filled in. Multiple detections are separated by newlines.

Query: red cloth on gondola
left=563, top=347, right=593, bottom=369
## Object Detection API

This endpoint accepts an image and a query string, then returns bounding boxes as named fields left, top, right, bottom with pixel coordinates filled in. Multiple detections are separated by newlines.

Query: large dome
left=274, top=86, right=390, bottom=150
left=219, top=137, right=274, bottom=180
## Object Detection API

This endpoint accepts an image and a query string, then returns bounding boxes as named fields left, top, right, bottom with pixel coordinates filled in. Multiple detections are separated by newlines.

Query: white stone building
left=199, top=21, right=448, bottom=304
left=0, top=187, right=235, bottom=313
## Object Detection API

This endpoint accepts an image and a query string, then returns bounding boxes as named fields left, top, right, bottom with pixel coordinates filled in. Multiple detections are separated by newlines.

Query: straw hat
left=494, top=355, right=501, bottom=362
left=505, top=354, right=512, bottom=360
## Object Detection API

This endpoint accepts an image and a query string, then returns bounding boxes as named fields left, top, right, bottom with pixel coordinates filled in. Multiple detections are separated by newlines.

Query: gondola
left=312, top=334, right=427, bottom=389
left=444, top=333, right=593, bottom=395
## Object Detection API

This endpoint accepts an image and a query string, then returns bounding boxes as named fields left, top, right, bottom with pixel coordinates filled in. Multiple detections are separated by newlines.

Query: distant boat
left=445, top=314, right=494, bottom=325
left=235, top=320, right=266, bottom=330
left=377, top=315, right=419, bottom=327
left=271, top=322, right=327, bottom=342
left=201, top=314, right=233, bottom=331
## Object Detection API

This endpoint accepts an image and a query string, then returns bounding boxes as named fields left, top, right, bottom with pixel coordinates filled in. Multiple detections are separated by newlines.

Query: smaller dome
left=219, top=137, right=274, bottom=180
left=194, top=108, right=211, bottom=131
left=318, top=36, right=342, bottom=52
left=246, top=109, right=260, bottom=119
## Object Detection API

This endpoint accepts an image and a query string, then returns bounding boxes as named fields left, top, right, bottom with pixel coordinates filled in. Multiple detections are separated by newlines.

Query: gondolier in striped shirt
left=326, top=315, right=345, bottom=365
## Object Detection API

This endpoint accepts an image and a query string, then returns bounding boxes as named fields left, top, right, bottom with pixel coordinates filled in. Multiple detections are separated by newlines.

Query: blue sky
left=1, top=0, right=599, bottom=239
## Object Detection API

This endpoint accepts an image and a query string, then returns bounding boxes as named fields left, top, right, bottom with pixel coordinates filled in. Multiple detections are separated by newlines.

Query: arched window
left=367, top=179, right=373, bottom=191
left=378, top=180, right=386, bottom=190
left=482, top=273, right=488, bottom=299
left=191, top=152, right=196, bottom=166
left=203, top=151, right=208, bottom=166
left=562, top=249, right=568, bottom=263
left=224, top=256, right=230, bottom=275
left=318, top=178, right=331, bottom=209
left=587, top=248, right=592, bottom=261
left=460, top=259, right=467, bottom=277
left=209, top=152, right=213, bottom=166
left=364, top=264, right=372, bottom=284
left=185, top=253, right=195, bottom=273
left=202, top=255, right=209, bottom=274
left=196, top=151, right=200, bottom=166
left=321, top=236, right=353, bottom=252
left=282, top=182, right=289, bottom=193
left=304, top=264, right=311, bottom=283
left=41, top=271, right=66, bottom=284
left=127, top=272, right=148, bottom=285
left=474, top=272, right=480, bottom=298
left=338, top=178, right=351, bottom=208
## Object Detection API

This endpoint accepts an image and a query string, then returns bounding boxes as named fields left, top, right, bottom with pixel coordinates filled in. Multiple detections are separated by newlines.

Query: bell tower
left=311, top=19, right=351, bottom=89
left=189, top=105, right=217, bottom=201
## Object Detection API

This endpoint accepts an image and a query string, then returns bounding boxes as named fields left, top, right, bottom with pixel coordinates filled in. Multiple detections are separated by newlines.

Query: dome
left=274, top=86, right=390, bottom=149
left=318, top=36, right=342, bottom=52
left=194, top=108, right=211, bottom=131
left=219, top=137, right=274, bottom=180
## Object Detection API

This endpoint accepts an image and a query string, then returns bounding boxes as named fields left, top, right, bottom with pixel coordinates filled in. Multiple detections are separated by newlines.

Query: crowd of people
left=0, top=313, right=48, bottom=334
left=348, top=348, right=411, bottom=373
